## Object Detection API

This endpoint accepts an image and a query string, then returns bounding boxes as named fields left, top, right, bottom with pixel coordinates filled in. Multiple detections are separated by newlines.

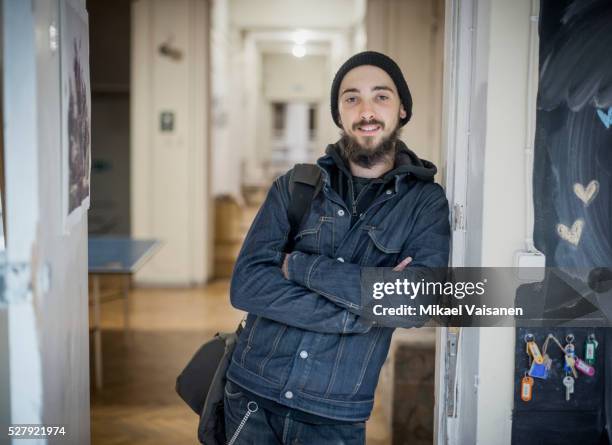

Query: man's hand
left=393, top=256, right=413, bottom=272
left=282, top=253, right=290, bottom=279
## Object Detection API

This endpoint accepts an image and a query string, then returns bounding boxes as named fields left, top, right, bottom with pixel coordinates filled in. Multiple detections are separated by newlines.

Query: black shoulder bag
left=175, top=164, right=322, bottom=445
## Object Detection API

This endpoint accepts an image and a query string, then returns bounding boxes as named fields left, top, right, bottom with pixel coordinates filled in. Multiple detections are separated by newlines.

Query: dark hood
left=324, top=139, right=437, bottom=183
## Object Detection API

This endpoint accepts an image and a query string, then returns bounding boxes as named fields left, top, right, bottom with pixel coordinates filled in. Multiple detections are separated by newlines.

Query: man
left=224, top=51, right=450, bottom=444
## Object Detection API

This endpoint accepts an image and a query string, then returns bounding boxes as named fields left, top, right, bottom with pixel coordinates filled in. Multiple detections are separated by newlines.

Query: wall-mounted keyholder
left=512, top=328, right=605, bottom=444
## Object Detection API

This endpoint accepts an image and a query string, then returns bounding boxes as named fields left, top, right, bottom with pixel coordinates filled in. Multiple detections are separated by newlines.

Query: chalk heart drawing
left=573, top=180, right=599, bottom=206
left=557, top=219, right=584, bottom=246
left=597, top=107, right=612, bottom=129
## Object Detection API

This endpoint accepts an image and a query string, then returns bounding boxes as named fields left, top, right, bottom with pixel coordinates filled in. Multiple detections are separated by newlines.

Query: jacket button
left=284, top=391, right=294, bottom=399
left=337, top=209, right=345, bottom=216
left=299, top=350, right=308, bottom=359
left=337, top=257, right=344, bottom=263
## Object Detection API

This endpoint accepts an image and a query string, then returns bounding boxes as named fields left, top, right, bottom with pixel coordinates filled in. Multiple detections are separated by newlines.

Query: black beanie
left=330, top=51, right=413, bottom=128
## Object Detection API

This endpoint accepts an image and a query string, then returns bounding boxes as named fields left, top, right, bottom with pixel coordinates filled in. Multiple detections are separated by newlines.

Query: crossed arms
left=229, top=174, right=450, bottom=334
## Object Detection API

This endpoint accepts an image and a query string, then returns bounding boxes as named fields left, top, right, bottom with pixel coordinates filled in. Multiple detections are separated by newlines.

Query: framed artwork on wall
left=61, top=0, right=91, bottom=233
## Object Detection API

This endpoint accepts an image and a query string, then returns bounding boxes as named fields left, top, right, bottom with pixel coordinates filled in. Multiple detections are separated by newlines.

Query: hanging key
left=575, top=357, right=595, bottom=377
left=585, top=334, right=598, bottom=366
left=527, top=339, right=544, bottom=364
left=563, top=376, right=574, bottom=401
left=564, top=343, right=578, bottom=379
left=564, top=354, right=578, bottom=379
left=521, top=375, right=534, bottom=402
left=529, top=359, right=548, bottom=379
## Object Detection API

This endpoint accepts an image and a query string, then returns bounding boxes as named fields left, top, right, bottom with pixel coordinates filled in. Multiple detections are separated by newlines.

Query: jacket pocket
left=238, top=317, right=286, bottom=383
left=258, top=325, right=286, bottom=377
left=310, top=327, right=389, bottom=399
left=361, top=225, right=402, bottom=266
left=350, top=327, right=384, bottom=396
left=224, top=379, right=245, bottom=399
left=293, top=214, right=336, bottom=255
left=236, top=315, right=260, bottom=366
left=293, top=218, right=322, bottom=254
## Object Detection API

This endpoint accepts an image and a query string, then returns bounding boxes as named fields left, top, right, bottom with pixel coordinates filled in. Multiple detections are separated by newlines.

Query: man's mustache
left=352, top=119, right=385, bottom=131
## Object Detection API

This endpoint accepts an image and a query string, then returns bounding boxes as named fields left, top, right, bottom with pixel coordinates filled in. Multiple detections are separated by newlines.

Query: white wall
left=210, top=0, right=244, bottom=199
left=443, top=0, right=535, bottom=443
left=439, top=0, right=538, bottom=443
left=1, top=0, right=43, bottom=435
left=0, top=0, right=91, bottom=442
left=474, top=0, right=533, bottom=443
left=131, top=0, right=211, bottom=285
left=366, top=0, right=445, bottom=177
left=35, top=0, right=92, bottom=436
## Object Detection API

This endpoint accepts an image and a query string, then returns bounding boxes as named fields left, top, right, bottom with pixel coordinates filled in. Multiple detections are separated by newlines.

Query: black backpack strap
left=286, top=163, right=322, bottom=252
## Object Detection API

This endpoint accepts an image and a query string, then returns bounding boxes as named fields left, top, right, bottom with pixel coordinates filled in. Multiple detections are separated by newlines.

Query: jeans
left=223, top=380, right=366, bottom=445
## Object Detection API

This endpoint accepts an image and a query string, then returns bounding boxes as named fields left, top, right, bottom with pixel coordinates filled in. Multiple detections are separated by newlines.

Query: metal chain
left=227, top=401, right=258, bottom=445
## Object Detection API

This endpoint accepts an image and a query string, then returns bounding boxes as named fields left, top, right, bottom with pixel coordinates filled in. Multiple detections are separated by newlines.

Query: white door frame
left=435, top=0, right=491, bottom=442
left=0, top=0, right=44, bottom=430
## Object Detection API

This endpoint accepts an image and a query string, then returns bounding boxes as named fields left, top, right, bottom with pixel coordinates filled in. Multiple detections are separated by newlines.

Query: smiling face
left=338, top=65, right=407, bottom=150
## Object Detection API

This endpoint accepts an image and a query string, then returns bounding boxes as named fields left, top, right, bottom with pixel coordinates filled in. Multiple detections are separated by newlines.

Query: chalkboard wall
left=512, top=1, right=612, bottom=444
left=534, top=0, right=612, bottom=268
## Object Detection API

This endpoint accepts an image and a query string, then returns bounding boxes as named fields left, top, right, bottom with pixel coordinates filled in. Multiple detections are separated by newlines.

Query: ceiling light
left=292, top=44, right=306, bottom=58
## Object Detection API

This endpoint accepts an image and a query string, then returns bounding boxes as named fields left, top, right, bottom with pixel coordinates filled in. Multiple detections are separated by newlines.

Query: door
left=435, top=0, right=487, bottom=442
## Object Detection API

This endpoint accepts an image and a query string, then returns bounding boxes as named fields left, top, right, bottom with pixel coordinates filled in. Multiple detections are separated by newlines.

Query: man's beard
left=339, top=121, right=401, bottom=169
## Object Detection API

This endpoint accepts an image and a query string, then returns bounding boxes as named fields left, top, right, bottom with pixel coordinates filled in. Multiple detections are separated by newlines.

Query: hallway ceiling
left=229, top=0, right=365, bottom=30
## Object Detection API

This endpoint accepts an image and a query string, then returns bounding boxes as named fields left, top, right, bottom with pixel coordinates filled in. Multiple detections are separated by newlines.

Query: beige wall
left=259, top=53, right=329, bottom=169
left=229, top=0, right=364, bottom=29
left=366, top=0, right=445, bottom=178
left=263, top=54, right=327, bottom=102
left=131, top=0, right=211, bottom=285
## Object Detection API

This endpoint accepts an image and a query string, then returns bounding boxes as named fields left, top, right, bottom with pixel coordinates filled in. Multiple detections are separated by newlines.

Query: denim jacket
left=226, top=143, right=451, bottom=422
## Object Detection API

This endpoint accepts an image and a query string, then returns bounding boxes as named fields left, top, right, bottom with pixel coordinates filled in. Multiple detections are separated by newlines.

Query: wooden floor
left=90, top=280, right=243, bottom=445
left=90, top=280, right=390, bottom=445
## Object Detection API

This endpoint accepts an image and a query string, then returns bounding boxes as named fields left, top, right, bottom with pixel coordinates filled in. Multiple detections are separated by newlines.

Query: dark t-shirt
left=349, top=176, right=382, bottom=226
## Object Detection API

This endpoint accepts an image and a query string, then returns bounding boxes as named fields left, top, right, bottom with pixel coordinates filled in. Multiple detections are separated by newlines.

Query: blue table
left=88, top=237, right=161, bottom=389
left=89, top=237, right=161, bottom=274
